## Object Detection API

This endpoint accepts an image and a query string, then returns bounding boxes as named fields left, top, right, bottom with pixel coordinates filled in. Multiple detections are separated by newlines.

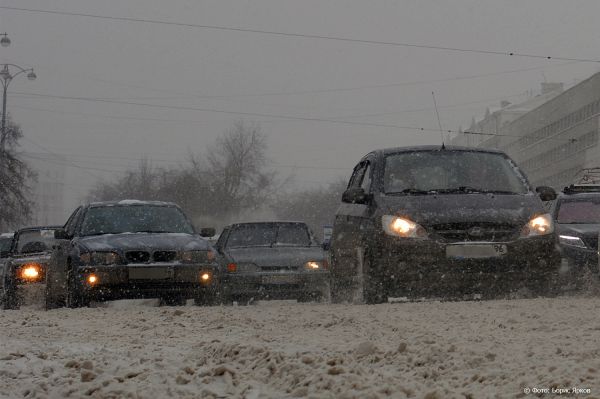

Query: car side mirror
left=54, top=229, right=70, bottom=240
left=199, top=227, right=216, bottom=238
left=342, top=187, right=372, bottom=204
left=536, top=186, right=557, bottom=201
left=322, top=240, right=331, bottom=251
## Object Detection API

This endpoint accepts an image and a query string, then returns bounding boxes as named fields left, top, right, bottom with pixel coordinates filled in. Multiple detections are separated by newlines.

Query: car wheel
left=45, top=268, right=66, bottom=310
left=2, top=275, right=19, bottom=310
left=576, top=263, right=600, bottom=295
left=330, top=251, right=358, bottom=303
left=362, top=250, right=387, bottom=305
left=194, top=289, right=219, bottom=306
left=66, top=268, right=89, bottom=308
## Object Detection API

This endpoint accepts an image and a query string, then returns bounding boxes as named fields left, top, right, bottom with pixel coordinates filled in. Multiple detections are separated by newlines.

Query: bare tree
left=0, top=117, right=35, bottom=230
left=205, top=120, right=277, bottom=217
left=87, top=158, right=162, bottom=202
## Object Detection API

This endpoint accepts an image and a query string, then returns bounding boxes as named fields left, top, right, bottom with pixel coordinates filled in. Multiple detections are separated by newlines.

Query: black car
left=330, top=146, right=561, bottom=303
left=551, top=184, right=600, bottom=289
left=215, top=221, right=330, bottom=303
left=45, top=200, right=218, bottom=308
left=2, top=226, right=60, bottom=310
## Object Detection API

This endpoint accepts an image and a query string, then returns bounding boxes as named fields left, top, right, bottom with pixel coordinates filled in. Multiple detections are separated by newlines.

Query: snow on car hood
left=380, top=193, right=543, bottom=225
left=226, top=246, right=325, bottom=266
left=77, top=233, right=210, bottom=252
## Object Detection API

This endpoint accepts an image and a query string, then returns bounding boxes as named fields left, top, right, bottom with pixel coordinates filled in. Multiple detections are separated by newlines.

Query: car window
left=15, top=230, right=58, bottom=254
left=360, top=162, right=372, bottom=193
left=276, top=224, right=311, bottom=246
left=348, top=162, right=368, bottom=189
left=64, top=206, right=82, bottom=237
left=384, top=151, right=529, bottom=194
left=556, top=199, right=600, bottom=224
left=79, top=205, right=195, bottom=236
left=226, top=223, right=311, bottom=248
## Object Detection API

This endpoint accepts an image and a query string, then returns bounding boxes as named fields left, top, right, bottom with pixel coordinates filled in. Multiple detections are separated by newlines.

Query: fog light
left=87, top=274, right=98, bottom=285
left=200, top=272, right=211, bottom=283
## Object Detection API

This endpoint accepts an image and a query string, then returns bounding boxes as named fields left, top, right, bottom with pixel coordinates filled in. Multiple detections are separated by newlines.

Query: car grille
left=260, top=266, right=298, bottom=271
left=430, top=223, right=518, bottom=243
left=153, top=251, right=177, bottom=262
left=582, top=235, right=599, bottom=250
left=126, top=251, right=150, bottom=263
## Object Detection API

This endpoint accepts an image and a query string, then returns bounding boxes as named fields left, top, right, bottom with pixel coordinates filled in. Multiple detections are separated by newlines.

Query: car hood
left=379, top=193, right=543, bottom=225
left=556, top=223, right=600, bottom=237
left=77, top=233, right=210, bottom=252
left=226, top=246, right=324, bottom=266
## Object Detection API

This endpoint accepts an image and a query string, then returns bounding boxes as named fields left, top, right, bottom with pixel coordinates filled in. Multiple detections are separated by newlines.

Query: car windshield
left=80, top=205, right=194, bottom=236
left=226, top=223, right=311, bottom=248
left=15, top=230, right=58, bottom=254
left=384, top=151, right=529, bottom=194
left=556, top=199, right=600, bottom=224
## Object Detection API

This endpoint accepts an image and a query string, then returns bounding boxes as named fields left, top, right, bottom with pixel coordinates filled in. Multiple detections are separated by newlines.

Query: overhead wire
left=1, top=6, right=599, bottom=63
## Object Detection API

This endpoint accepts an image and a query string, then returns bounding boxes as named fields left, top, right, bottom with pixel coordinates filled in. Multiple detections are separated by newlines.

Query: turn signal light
left=200, top=272, right=211, bottom=284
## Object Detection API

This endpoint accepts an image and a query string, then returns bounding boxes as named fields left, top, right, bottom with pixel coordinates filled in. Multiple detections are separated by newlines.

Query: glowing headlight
left=558, top=235, right=587, bottom=248
left=200, top=272, right=212, bottom=284
left=86, top=274, right=99, bottom=285
left=80, top=251, right=120, bottom=265
left=521, top=214, right=554, bottom=237
left=305, top=261, right=325, bottom=270
left=179, top=250, right=215, bottom=263
left=382, top=215, right=427, bottom=238
left=19, top=263, right=41, bottom=280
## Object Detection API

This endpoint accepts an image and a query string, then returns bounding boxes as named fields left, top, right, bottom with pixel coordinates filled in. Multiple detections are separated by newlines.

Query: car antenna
left=432, top=91, right=445, bottom=149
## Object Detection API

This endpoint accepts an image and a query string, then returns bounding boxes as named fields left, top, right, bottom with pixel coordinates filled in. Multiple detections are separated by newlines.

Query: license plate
left=446, top=244, right=507, bottom=259
left=128, top=267, right=172, bottom=280
left=261, top=275, right=297, bottom=284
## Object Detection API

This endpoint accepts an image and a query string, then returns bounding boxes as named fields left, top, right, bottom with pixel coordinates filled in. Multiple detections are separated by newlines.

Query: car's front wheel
left=66, top=268, right=90, bottom=308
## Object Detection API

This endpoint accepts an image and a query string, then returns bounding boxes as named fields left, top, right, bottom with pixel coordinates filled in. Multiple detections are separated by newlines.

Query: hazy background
left=2, top=0, right=600, bottom=216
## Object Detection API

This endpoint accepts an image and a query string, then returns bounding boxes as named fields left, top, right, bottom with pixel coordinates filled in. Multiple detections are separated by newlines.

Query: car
left=2, top=227, right=60, bottom=309
left=0, top=232, right=15, bottom=302
left=45, top=200, right=219, bottom=308
left=551, top=184, right=600, bottom=290
left=329, top=145, right=561, bottom=304
left=214, top=221, right=330, bottom=303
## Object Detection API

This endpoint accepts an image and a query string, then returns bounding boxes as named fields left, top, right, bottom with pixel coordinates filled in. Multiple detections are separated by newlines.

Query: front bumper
left=75, top=264, right=218, bottom=301
left=369, top=234, right=560, bottom=297
left=223, top=271, right=330, bottom=300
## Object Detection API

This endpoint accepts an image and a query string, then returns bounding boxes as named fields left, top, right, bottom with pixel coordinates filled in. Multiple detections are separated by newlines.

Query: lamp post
left=0, top=63, right=36, bottom=155
left=0, top=33, right=10, bottom=47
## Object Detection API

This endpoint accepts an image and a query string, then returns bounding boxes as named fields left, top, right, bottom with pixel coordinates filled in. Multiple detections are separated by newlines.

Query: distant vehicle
left=552, top=183, right=600, bottom=290
left=45, top=200, right=219, bottom=308
left=2, top=227, right=60, bottom=310
left=0, top=232, right=15, bottom=298
left=330, top=146, right=561, bottom=303
left=215, top=221, right=330, bottom=303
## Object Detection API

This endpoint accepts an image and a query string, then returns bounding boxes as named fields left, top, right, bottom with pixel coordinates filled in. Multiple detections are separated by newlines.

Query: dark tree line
left=87, top=121, right=347, bottom=236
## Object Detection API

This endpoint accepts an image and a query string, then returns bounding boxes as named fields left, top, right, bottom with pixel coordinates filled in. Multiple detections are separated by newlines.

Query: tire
left=2, top=277, right=19, bottom=310
left=362, top=250, right=387, bottom=305
left=45, top=268, right=66, bottom=310
left=194, top=290, right=219, bottom=306
left=66, top=267, right=89, bottom=308
left=330, top=248, right=386, bottom=304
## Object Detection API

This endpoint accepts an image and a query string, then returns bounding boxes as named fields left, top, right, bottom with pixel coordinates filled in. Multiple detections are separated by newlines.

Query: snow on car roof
left=88, top=200, right=178, bottom=207
left=377, top=145, right=505, bottom=155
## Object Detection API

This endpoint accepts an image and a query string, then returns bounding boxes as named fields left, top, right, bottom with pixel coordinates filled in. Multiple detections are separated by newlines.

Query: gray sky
left=2, top=0, right=600, bottom=214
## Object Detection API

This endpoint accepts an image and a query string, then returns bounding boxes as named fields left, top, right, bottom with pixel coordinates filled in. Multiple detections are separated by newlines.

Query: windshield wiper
left=435, top=186, right=518, bottom=195
left=387, top=188, right=437, bottom=195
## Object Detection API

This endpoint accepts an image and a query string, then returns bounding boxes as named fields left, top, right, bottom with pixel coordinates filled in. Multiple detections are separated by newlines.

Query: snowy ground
left=1, top=297, right=599, bottom=399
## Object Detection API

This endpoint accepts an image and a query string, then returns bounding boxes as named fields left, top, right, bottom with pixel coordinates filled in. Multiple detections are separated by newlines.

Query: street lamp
left=0, top=33, right=10, bottom=48
left=1, top=63, right=37, bottom=154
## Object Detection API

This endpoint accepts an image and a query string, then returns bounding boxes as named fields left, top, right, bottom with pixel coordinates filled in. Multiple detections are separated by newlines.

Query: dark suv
left=330, top=146, right=561, bottom=303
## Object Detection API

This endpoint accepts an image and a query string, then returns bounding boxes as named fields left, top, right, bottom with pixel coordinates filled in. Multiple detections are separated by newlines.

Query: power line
left=1, top=5, right=599, bottom=63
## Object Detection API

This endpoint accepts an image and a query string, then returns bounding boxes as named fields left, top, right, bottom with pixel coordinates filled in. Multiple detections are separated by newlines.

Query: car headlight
left=305, top=261, right=327, bottom=270
left=382, top=215, right=427, bottom=238
left=520, top=214, right=554, bottom=237
left=179, top=250, right=215, bottom=263
left=558, top=235, right=587, bottom=248
left=80, top=251, right=120, bottom=265
left=18, top=263, right=42, bottom=281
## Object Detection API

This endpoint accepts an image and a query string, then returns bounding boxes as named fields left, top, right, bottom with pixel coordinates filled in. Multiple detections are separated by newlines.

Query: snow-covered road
left=1, top=297, right=599, bottom=398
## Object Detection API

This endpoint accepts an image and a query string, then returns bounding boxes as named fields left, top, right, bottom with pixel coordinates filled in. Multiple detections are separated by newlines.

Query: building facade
left=451, top=75, right=600, bottom=190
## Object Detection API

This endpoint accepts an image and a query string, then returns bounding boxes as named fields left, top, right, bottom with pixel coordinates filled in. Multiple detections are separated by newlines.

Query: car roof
left=87, top=199, right=178, bottom=208
left=227, top=221, right=309, bottom=228
left=374, top=145, right=506, bottom=156
left=16, top=225, right=62, bottom=233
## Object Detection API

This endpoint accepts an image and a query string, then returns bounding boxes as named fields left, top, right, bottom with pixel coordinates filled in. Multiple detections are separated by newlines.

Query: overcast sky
left=2, top=0, right=600, bottom=214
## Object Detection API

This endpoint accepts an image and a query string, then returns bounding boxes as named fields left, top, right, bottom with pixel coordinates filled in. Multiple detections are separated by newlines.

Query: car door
left=49, top=206, right=83, bottom=294
left=332, top=158, right=374, bottom=274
